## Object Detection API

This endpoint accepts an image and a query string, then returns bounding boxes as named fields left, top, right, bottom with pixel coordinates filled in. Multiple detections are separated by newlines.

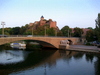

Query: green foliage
left=57, top=30, right=63, bottom=36
left=85, top=42, right=91, bottom=46
left=12, top=27, right=21, bottom=35
left=95, top=13, right=100, bottom=42
left=20, top=26, right=26, bottom=34
left=94, top=28, right=100, bottom=41
left=86, top=30, right=95, bottom=42
left=61, top=25, right=72, bottom=37
left=96, top=13, right=100, bottom=28
left=36, top=25, right=45, bottom=35
left=47, top=28, right=55, bottom=36
left=88, top=27, right=93, bottom=29
left=0, top=20, right=59, bottom=36
left=0, top=29, right=2, bottom=34
left=73, top=27, right=83, bottom=37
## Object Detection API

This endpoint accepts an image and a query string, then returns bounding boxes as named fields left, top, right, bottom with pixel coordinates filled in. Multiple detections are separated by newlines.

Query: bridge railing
left=0, top=35, right=80, bottom=39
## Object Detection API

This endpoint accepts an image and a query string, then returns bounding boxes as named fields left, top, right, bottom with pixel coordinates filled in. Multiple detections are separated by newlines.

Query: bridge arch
left=24, top=39, right=57, bottom=49
left=0, top=37, right=80, bottom=49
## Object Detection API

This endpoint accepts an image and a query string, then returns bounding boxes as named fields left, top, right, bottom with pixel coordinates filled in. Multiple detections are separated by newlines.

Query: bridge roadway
left=0, top=37, right=80, bottom=49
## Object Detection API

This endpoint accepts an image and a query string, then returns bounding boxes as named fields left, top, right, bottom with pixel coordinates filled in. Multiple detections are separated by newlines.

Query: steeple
left=41, top=15, right=44, bottom=18
left=40, top=15, right=44, bottom=20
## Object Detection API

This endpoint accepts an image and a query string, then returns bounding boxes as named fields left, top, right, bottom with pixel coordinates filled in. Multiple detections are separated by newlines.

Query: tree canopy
left=61, top=25, right=72, bottom=37
left=73, top=27, right=83, bottom=37
left=95, top=13, right=100, bottom=41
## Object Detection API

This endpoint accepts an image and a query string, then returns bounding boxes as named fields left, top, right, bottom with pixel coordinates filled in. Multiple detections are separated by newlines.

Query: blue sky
left=0, top=0, right=100, bottom=29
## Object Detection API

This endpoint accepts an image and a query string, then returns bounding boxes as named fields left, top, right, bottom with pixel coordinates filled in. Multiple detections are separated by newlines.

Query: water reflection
left=0, top=49, right=100, bottom=75
left=94, top=56, right=100, bottom=75
left=11, top=46, right=26, bottom=50
left=0, top=50, right=25, bottom=64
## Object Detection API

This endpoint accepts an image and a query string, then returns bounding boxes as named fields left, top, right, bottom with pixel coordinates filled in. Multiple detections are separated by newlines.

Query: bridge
left=0, top=37, right=81, bottom=49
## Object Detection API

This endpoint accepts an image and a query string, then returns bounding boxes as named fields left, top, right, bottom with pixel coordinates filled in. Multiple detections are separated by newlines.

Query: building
left=29, top=16, right=58, bottom=29
left=71, top=28, right=90, bottom=37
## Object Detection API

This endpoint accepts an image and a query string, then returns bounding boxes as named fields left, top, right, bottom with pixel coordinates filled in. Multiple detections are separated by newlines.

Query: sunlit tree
left=61, top=25, right=72, bottom=37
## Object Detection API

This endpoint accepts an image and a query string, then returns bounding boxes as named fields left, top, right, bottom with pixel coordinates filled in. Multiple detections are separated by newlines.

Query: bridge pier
left=59, top=40, right=70, bottom=50
left=59, top=44, right=69, bottom=50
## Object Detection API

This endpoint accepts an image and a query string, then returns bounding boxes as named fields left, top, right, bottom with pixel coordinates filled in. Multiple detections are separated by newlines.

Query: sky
left=0, top=0, right=100, bottom=29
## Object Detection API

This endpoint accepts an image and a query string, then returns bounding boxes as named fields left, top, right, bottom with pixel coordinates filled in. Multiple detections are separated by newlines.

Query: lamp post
left=1, top=22, right=5, bottom=37
left=68, top=29, right=69, bottom=37
left=55, top=29, right=57, bottom=36
left=32, top=27, right=33, bottom=36
left=45, top=26, right=46, bottom=36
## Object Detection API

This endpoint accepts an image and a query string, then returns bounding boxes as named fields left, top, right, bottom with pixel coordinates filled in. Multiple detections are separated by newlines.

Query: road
left=68, top=45, right=100, bottom=53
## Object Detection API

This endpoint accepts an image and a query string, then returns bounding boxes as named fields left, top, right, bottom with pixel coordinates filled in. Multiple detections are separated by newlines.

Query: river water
left=0, top=46, right=100, bottom=75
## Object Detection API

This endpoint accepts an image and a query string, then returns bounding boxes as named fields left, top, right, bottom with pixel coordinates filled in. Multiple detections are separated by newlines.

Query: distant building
left=71, top=28, right=90, bottom=36
left=29, top=16, right=58, bottom=29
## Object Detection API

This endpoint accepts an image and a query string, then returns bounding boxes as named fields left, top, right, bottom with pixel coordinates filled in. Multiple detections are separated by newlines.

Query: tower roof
left=41, top=16, right=44, bottom=18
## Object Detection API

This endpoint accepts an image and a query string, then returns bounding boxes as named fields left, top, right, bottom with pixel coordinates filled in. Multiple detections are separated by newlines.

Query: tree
left=95, top=13, right=100, bottom=41
left=87, top=27, right=93, bottom=30
left=86, top=30, right=95, bottom=42
left=4, top=28, right=12, bottom=35
left=47, top=28, right=55, bottom=36
left=12, top=27, right=21, bottom=35
left=36, top=25, right=45, bottom=35
left=20, top=25, right=28, bottom=35
left=73, top=27, right=83, bottom=37
left=0, top=28, right=2, bottom=34
left=61, top=25, right=72, bottom=37
left=95, top=13, right=100, bottom=28
left=57, top=30, right=63, bottom=36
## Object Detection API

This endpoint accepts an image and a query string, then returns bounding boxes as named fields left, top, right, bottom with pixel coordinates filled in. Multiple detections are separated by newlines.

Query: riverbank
left=68, top=45, right=100, bottom=53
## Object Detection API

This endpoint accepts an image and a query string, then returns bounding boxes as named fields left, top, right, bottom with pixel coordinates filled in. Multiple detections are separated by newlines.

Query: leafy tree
left=87, top=27, right=93, bottom=30
left=24, top=29, right=32, bottom=35
left=47, top=28, right=55, bottom=36
left=4, top=28, right=12, bottom=35
left=36, top=25, right=45, bottom=35
left=73, top=27, right=83, bottom=37
left=0, top=28, right=2, bottom=34
left=86, top=30, right=95, bottom=42
left=57, top=30, right=63, bottom=36
left=95, top=13, right=100, bottom=28
left=61, top=25, right=72, bottom=37
left=20, top=26, right=28, bottom=35
left=4, top=32, right=10, bottom=35
left=12, top=27, right=21, bottom=35
left=95, top=13, right=100, bottom=41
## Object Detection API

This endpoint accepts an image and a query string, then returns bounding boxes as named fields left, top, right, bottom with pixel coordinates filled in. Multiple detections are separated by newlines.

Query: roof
left=41, top=16, right=44, bottom=18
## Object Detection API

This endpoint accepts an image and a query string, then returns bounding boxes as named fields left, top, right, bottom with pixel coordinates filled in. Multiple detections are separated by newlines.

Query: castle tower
left=40, top=16, right=46, bottom=26
left=40, top=16, right=44, bottom=20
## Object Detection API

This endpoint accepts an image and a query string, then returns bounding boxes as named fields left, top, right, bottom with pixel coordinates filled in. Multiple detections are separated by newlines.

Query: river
left=0, top=46, right=100, bottom=75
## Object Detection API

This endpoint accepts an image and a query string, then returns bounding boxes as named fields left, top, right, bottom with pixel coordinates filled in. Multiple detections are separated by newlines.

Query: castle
left=29, top=16, right=57, bottom=29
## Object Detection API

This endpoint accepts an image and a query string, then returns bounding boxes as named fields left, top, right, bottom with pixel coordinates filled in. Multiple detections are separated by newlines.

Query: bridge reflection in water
left=0, top=49, right=100, bottom=75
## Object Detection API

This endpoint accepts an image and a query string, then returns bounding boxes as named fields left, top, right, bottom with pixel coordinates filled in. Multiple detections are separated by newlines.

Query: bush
left=85, top=42, right=92, bottom=46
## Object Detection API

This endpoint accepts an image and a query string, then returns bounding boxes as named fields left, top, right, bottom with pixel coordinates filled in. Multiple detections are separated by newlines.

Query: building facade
left=29, top=16, right=57, bottom=29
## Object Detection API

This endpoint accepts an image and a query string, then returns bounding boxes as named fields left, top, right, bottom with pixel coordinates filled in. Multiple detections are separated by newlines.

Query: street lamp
left=55, top=29, right=57, bottom=36
left=32, top=27, right=33, bottom=36
left=45, top=26, right=46, bottom=36
left=68, top=29, right=69, bottom=37
left=1, top=21, right=5, bottom=37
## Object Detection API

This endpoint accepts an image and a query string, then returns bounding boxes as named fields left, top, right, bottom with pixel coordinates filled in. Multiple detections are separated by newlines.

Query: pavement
left=68, top=45, right=100, bottom=53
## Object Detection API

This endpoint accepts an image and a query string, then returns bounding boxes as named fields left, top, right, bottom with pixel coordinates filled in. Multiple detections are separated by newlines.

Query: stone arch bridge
left=0, top=37, right=80, bottom=49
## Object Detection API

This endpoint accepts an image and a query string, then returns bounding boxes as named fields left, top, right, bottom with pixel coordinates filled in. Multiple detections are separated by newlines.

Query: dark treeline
left=0, top=24, right=86, bottom=37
